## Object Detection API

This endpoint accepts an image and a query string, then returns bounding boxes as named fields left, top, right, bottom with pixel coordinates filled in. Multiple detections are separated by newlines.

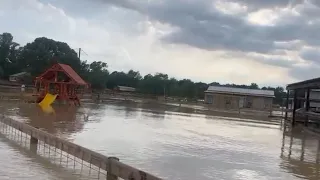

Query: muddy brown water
left=0, top=101, right=319, bottom=180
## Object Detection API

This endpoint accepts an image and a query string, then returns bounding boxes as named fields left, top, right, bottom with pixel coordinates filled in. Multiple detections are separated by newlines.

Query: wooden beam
left=306, top=88, right=310, bottom=110
left=285, top=90, right=289, bottom=122
left=292, top=90, right=297, bottom=126
left=0, top=117, right=162, bottom=180
left=305, top=88, right=310, bottom=126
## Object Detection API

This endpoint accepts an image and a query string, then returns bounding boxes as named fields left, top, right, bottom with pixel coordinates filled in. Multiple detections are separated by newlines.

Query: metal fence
left=0, top=116, right=162, bottom=180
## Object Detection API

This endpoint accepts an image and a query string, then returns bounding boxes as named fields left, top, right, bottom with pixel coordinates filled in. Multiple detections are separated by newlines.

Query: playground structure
left=39, top=93, right=57, bottom=106
left=35, top=63, right=88, bottom=106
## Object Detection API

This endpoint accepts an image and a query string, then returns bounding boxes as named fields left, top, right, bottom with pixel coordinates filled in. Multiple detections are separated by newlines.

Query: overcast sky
left=1, top=0, right=320, bottom=87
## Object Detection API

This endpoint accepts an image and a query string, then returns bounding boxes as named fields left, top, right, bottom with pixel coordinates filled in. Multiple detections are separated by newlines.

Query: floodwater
left=0, top=101, right=320, bottom=180
left=0, top=132, right=79, bottom=180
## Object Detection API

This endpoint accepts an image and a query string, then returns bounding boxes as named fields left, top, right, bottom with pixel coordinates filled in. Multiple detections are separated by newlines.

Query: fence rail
left=0, top=116, right=162, bottom=180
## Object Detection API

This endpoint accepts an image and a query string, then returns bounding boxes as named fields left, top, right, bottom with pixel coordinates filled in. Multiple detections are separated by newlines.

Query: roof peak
left=36, top=63, right=87, bottom=86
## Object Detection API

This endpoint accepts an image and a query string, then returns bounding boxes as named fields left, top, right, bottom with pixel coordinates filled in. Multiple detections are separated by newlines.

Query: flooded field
left=0, top=134, right=78, bottom=180
left=0, top=101, right=319, bottom=180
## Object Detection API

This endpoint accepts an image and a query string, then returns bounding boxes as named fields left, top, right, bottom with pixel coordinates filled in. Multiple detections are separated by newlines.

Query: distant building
left=204, top=86, right=274, bottom=111
left=115, top=86, right=136, bottom=92
left=9, top=72, right=30, bottom=82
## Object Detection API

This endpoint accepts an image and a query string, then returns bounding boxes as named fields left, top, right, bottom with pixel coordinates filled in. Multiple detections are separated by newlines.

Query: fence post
left=30, top=127, right=39, bottom=152
left=107, top=157, right=119, bottom=180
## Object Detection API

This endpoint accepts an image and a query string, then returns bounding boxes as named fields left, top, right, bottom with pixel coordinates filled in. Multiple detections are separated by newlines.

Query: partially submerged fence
left=0, top=116, right=162, bottom=180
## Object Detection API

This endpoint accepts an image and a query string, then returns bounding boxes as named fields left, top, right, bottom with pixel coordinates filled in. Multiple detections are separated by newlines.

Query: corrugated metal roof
left=118, top=86, right=136, bottom=92
left=287, top=77, right=320, bottom=90
left=10, top=72, right=29, bottom=77
left=205, top=86, right=274, bottom=97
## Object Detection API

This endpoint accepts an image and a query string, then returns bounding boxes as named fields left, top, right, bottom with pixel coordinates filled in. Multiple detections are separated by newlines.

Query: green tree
left=249, top=83, right=259, bottom=89
left=274, top=87, right=286, bottom=105
left=18, top=37, right=81, bottom=76
left=106, top=71, right=132, bottom=89
left=126, top=70, right=142, bottom=87
left=87, top=61, right=109, bottom=89
left=195, top=82, right=208, bottom=99
left=0, top=32, right=21, bottom=77
left=167, top=78, right=179, bottom=97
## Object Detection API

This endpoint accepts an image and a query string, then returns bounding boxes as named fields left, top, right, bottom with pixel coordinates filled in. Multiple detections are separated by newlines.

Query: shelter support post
left=305, top=88, right=310, bottom=126
left=292, top=90, right=297, bottom=127
left=285, top=90, right=289, bottom=123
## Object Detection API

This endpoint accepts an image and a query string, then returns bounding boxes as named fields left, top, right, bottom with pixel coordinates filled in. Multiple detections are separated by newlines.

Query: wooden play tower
left=35, top=63, right=88, bottom=106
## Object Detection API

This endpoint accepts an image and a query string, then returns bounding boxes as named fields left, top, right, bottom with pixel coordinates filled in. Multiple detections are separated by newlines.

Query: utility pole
left=77, top=48, right=87, bottom=59
left=78, top=48, right=81, bottom=59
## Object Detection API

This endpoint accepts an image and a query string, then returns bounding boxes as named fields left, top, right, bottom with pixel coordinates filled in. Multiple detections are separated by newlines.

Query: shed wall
left=205, top=92, right=273, bottom=111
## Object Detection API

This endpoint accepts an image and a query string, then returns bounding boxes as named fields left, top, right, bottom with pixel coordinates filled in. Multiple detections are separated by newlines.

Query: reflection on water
left=0, top=134, right=79, bottom=180
left=280, top=127, right=320, bottom=180
left=16, top=104, right=84, bottom=138
left=40, top=105, right=55, bottom=114
left=0, top=101, right=320, bottom=179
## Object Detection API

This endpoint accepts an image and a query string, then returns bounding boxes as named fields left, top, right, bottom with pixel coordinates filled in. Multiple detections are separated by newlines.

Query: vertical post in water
left=288, top=134, right=293, bottom=158
left=284, top=90, right=289, bottom=123
left=316, top=139, right=320, bottom=164
left=292, top=90, right=297, bottom=127
left=107, top=157, right=119, bottom=180
left=30, top=127, right=39, bottom=153
left=300, top=134, right=306, bottom=161
left=316, top=139, right=320, bottom=180
left=280, top=129, right=285, bottom=157
left=305, top=88, right=310, bottom=126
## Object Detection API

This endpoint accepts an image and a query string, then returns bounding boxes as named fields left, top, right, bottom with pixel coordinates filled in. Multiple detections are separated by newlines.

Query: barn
left=204, top=86, right=274, bottom=111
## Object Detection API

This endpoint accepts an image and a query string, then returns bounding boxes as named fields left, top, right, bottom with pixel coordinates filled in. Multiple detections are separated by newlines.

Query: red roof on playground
left=37, top=63, right=87, bottom=86
left=58, top=63, right=87, bottom=85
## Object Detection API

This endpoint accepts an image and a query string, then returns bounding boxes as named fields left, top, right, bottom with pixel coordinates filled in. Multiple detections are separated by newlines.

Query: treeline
left=0, top=32, right=286, bottom=104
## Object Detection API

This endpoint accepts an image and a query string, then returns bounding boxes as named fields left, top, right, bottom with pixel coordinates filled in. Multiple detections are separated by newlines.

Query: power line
left=81, top=48, right=88, bottom=56
left=77, top=48, right=88, bottom=59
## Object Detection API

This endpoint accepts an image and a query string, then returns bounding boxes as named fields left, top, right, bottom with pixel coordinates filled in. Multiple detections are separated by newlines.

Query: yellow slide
left=39, top=93, right=58, bottom=106
left=40, top=104, right=55, bottom=114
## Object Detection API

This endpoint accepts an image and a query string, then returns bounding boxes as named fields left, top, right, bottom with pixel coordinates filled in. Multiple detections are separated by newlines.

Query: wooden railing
left=0, top=116, right=162, bottom=180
